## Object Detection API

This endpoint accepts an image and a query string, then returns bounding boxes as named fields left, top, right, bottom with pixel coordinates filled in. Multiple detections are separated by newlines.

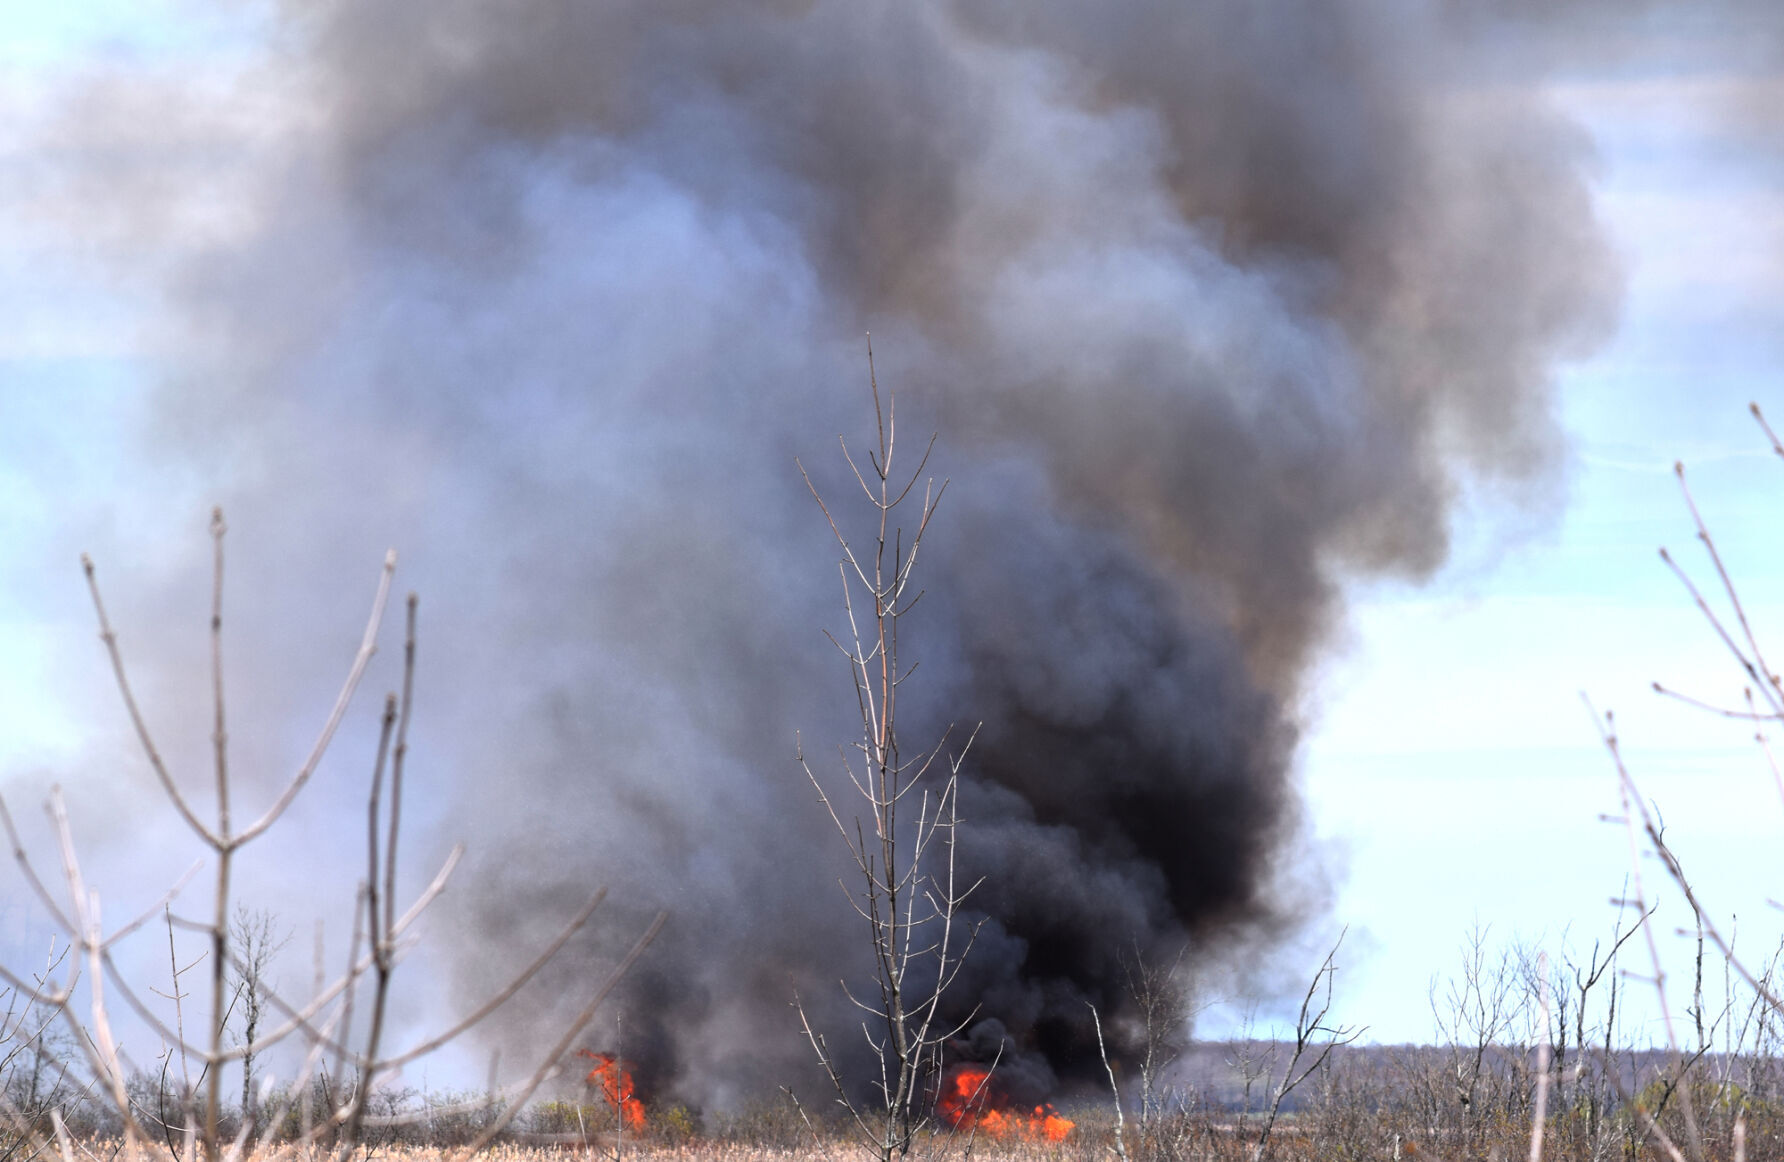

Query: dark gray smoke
left=19, top=0, right=1637, bottom=1109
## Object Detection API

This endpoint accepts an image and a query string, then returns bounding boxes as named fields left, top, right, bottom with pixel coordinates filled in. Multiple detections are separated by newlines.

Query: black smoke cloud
left=19, top=0, right=1630, bottom=1107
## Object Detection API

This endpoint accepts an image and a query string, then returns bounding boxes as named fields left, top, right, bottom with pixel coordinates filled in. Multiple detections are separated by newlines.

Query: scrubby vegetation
left=5, top=916, right=1781, bottom=1162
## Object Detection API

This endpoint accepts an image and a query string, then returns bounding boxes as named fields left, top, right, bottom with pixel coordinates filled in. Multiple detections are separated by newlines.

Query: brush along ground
left=44, top=1145, right=1089, bottom=1162
left=48, top=1098, right=1765, bottom=1162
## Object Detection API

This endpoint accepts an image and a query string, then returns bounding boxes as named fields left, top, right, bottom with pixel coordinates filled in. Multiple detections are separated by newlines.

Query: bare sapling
left=0, top=942, right=82, bottom=1153
left=1119, top=941, right=1193, bottom=1131
left=229, top=907, right=289, bottom=1138
left=1528, top=952, right=1551, bottom=1162
left=1250, top=929, right=1362, bottom=1162
left=1583, top=402, right=1784, bottom=1162
left=1591, top=710, right=1706, bottom=1162
left=1431, top=923, right=1529, bottom=1152
left=792, top=350, right=984, bottom=1162
left=0, top=510, right=663, bottom=1162
left=1089, top=1003, right=1128, bottom=1162
left=1557, top=899, right=1643, bottom=1156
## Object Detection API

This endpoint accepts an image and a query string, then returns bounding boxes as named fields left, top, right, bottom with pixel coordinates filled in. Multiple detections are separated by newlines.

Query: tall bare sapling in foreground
left=0, top=511, right=662, bottom=1162
left=792, top=355, right=983, bottom=1161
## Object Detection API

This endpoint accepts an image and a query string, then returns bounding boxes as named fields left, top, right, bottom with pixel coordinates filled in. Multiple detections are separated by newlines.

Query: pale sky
left=1291, top=67, right=1784, bottom=1044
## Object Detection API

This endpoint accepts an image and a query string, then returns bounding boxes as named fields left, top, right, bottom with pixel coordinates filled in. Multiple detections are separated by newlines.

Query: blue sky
left=3, top=4, right=1784, bottom=1075
left=1291, top=67, right=1784, bottom=1043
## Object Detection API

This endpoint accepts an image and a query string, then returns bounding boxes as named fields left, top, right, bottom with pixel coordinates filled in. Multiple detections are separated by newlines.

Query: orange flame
left=935, top=1065, right=1073, bottom=1143
left=578, top=1049, right=646, bottom=1131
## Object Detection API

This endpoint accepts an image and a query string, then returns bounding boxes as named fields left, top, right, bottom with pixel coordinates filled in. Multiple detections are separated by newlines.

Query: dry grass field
left=30, top=1082, right=1783, bottom=1162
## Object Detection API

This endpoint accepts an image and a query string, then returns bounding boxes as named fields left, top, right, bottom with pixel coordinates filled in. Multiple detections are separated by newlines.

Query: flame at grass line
left=579, top=1050, right=646, bottom=1131
left=935, top=1066, right=1074, bottom=1143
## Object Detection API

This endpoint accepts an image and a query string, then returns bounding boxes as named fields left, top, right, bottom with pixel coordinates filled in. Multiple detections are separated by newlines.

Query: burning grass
left=578, top=1052, right=646, bottom=1134
left=935, top=1065, right=1075, bottom=1144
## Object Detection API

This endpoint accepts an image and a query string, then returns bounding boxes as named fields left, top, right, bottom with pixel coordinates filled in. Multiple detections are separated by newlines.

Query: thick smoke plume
left=14, top=0, right=1636, bottom=1108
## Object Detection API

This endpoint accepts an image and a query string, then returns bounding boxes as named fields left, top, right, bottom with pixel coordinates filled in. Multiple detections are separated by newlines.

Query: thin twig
left=234, top=550, right=397, bottom=846
left=1089, top=1003, right=1129, bottom=1162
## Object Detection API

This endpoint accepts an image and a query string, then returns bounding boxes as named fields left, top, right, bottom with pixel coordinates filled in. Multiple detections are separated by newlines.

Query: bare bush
left=790, top=360, right=983, bottom=1161
left=1581, top=403, right=1784, bottom=1161
left=1118, top=941, right=1195, bottom=1134
left=1248, top=932, right=1363, bottom=1162
left=0, top=511, right=663, bottom=1162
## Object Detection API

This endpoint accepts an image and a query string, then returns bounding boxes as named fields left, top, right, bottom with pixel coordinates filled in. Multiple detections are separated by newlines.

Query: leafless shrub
left=0, top=511, right=663, bottom=1162
left=228, top=906, right=289, bottom=1138
left=1116, top=941, right=1195, bottom=1135
left=789, top=356, right=983, bottom=1162
left=1581, top=403, right=1784, bottom=1161
left=1247, top=931, right=1363, bottom=1162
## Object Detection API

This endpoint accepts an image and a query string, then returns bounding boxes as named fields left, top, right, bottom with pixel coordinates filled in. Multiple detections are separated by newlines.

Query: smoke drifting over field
left=15, top=0, right=1652, bottom=1107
